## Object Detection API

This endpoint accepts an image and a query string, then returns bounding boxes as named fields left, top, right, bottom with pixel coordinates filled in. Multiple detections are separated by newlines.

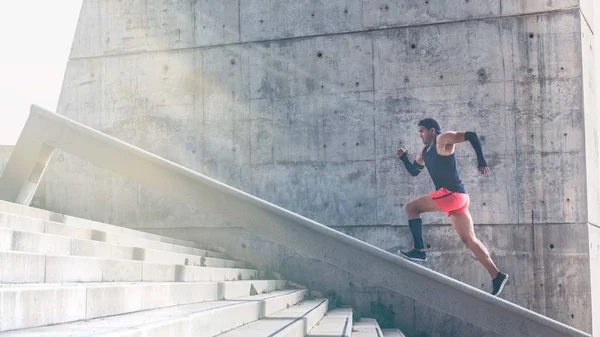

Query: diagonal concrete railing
left=0, top=105, right=591, bottom=337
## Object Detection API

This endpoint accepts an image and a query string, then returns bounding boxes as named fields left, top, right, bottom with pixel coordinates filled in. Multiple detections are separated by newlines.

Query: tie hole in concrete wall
left=529, top=33, right=535, bottom=39
left=411, top=44, right=416, bottom=49
left=317, top=52, right=323, bottom=58
left=549, top=244, right=555, bottom=249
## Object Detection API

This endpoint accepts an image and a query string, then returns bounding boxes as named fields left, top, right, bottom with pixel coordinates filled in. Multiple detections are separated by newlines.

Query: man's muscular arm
left=397, top=146, right=425, bottom=177
left=437, top=131, right=489, bottom=173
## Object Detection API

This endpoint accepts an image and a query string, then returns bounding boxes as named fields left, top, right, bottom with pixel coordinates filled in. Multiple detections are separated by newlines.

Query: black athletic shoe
left=399, top=249, right=427, bottom=262
left=491, top=272, right=509, bottom=296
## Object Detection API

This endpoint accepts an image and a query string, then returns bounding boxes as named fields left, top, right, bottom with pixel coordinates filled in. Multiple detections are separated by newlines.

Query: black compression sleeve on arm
left=465, top=131, right=487, bottom=167
left=399, top=153, right=424, bottom=176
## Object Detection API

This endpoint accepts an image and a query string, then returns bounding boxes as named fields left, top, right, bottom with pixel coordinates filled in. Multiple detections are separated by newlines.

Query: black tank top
left=422, top=140, right=466, bottom=193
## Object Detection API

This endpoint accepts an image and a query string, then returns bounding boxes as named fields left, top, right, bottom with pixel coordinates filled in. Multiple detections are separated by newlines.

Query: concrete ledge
left=0, top=251, right=45, bottom=283
left=0, top=210, right=228, bottom=259
left=0, top=199, right=203, bottom=250
left=248, top=290, right=308, bottom=317
left=0, top=212, right=45, bottom=233
left=382, top=329, right=408, bottom=337
left=138, top=282, right=220, bottom=311
left=140, top=248, right=241, bottom=268
left=12, top=230, right=71, bottom=256
left=102, top=259, right=143, bottom=282
left=0, top=228, right=12, bottom=250
left=0, top=250, right=259, bottom=284
left=0, top=284, right=87, bottom=332
left=0, top=281, right=221, bottom=331
left=0, top=225, right=241, bottom=269
left=70, top=238, right=136, bottom=260
left=354, top=318, right=383, bottom=337
left=220, top=280, right=288, bottom=299
left=209, top=268, right=257, bottom=282
left=307, top=308, right=353, bottom=337
left=0, top=290, right=306, bottom=337
left=217, top=299, right=328, bottom=337
left=46, top=255, right=104, bottom=283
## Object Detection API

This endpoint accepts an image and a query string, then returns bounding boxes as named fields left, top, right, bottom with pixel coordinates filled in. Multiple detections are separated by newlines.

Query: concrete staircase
left=0, top=201, right=406, bottom=337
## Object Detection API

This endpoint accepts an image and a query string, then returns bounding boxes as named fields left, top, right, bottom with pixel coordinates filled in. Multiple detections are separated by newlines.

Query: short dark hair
left=418, top=118, right=441, bottom=133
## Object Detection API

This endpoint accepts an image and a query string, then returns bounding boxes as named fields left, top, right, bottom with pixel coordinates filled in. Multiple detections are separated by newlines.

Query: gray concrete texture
left=146, top=223, right=593, bottom=334
left=51, top=6, right=591, bottom=228
left=28, top=0, right=598, bottom=335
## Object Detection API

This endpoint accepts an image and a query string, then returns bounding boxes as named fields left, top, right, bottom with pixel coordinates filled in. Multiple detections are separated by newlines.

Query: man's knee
left=405, top=200, right=420, bottom=217
left=461, top=234, right=479, bottom=248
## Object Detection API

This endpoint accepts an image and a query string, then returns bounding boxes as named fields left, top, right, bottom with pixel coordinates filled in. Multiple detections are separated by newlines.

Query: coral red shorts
left=430, top=188, right=470, bottom=216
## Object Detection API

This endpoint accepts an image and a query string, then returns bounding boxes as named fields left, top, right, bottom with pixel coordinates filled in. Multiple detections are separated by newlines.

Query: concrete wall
left=39, top=0, right=596, bottom=334
left=53, top=3, right=588, bottom=228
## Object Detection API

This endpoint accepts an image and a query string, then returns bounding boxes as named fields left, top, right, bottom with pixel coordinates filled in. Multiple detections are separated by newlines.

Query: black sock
left=408, top=218, right=425, bottom=250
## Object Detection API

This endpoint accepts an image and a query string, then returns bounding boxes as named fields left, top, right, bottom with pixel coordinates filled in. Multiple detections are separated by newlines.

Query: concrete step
left=353, top=318, right=384, bottom=337
left=0, top=200, right=201, bottom=248
left=382, top=329, right=407, bottom=337
left=0, top=280, right=287, bottom=332
left=0, top=211, right=230, bottom=260
left=0, top=227, right=244, bottom=268
left=308, top=308, right=353, bottom=337
left=215, top=299, right=329, bottom=337
left=219, top=280, right=288, bottom=299
left=0, top=281, right=221, bottom=332
left=0, top=251, right=259, bottom=283
left=0, top=290, right=307, bottom=337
